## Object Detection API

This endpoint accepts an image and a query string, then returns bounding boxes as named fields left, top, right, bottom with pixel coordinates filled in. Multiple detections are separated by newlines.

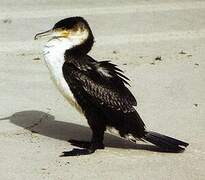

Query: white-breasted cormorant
left=35, top=17, right=188, bottom=156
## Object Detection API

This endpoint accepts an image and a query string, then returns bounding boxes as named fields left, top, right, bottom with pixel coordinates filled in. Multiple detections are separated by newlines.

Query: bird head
left=35, top=17, right=94, bottom=54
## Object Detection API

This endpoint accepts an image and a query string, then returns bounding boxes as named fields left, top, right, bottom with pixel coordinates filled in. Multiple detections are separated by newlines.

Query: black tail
left=143, top=131, right=189, bottom=152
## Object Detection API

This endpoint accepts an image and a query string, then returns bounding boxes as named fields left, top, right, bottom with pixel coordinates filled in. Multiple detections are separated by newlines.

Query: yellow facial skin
left=55, top=28, right=70, bottom=38
left=54, top=26, right=89, bottom=44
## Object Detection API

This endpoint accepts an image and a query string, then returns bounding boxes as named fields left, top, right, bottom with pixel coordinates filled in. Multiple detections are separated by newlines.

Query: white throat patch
left=42, top=34, right=88, bottom=113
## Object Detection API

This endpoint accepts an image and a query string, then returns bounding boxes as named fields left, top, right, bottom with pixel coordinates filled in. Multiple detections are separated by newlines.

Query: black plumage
left=63, top=54, right=145, bottom=131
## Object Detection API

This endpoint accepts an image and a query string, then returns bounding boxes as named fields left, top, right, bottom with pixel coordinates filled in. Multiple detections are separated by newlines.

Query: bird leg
left=60, top=129, right=105, bottom=157
left=68, top=131, right=104, bottom=151
left=61, top=108, right=106, bottom=156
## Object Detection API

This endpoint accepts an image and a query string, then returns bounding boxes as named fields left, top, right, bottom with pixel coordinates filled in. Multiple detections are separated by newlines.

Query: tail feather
left=142, top=131, right=189, bottom=152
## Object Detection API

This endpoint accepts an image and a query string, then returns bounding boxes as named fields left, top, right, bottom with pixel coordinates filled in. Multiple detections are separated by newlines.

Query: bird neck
left=65, top=31, right=94, bottom=56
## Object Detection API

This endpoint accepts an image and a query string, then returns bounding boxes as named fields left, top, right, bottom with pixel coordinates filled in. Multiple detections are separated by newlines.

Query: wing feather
left=63, top=55, right=137, bottom=113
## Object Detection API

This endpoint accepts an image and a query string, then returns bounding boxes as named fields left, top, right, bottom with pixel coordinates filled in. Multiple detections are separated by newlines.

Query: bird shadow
left=1, top=110, right=169, bottom=155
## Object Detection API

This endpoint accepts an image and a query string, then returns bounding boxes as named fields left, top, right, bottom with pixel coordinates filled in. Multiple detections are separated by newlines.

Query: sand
left=0, top=0, right=205, bottom=179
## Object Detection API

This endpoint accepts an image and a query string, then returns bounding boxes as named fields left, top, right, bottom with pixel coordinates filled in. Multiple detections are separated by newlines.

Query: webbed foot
left=60, top=139, right=104, bottom=157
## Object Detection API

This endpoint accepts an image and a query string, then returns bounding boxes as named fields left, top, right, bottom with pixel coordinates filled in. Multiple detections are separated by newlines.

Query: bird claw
left=60, top=148, right=95, bottom=157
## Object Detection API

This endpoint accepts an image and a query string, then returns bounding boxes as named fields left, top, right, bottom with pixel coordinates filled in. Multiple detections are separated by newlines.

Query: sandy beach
left=0, top=0, right=205, bottom=179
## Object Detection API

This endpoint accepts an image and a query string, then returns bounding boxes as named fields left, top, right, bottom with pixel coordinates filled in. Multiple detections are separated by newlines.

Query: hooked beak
left=34, top=29, right=54, bottom=40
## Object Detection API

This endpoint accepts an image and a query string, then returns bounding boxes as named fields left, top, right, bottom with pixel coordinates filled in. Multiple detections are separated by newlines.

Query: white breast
left=43, top=38, right=82, bottom=113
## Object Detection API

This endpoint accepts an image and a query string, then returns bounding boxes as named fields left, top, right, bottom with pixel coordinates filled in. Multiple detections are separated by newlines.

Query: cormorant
left=35, top=16, right=188, bottom=155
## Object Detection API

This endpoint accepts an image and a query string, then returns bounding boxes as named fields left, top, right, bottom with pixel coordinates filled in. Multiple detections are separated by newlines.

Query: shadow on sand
left=1, top=110, right=167, bottom=155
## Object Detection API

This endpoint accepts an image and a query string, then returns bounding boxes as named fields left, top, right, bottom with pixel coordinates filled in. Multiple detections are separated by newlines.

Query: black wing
left=63, top=55, right=137, bottom=113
